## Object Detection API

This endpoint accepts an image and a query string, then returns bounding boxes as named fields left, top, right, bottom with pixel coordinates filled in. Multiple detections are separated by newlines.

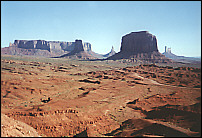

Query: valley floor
left=1, top=55, right=201, bottom=137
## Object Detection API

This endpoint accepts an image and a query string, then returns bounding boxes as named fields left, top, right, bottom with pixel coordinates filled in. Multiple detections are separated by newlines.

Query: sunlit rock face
left=11, top=40, right=92, bottom=52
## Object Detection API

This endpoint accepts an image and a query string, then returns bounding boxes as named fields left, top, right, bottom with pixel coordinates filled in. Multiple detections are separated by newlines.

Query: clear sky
left=1, top=1, right=201, bottom=57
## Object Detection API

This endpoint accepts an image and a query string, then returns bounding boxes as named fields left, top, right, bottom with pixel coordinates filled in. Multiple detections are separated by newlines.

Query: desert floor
left=1, top=55, right=201, bottom=137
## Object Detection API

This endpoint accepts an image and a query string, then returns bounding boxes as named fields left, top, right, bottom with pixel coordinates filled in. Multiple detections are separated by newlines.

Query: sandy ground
left=1, top=55, right=201, bottom=137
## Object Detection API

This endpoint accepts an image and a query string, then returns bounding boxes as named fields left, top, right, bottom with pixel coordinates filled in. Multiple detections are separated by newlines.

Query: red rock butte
left=121, top=31, right=158, bottom=53
left=107, top=31, right=171, bottom=63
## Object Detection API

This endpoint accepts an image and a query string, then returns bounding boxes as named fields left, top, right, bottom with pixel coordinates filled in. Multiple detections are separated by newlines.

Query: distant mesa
left=162, top=46, right=177, bottom=59
left=9, top=39, right=91, bottom=53
left=107, top=31, right=172, bottom=63
left=58, top=39, right=97, bottom=59
left=2, top=39, right=116, bottom=59
left=2, top=39, right=91, bottom=57
left=162, top=46, right=201, bottom=64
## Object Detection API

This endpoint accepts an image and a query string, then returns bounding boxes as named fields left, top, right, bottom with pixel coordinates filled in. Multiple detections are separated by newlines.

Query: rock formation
left=3, top=40, right=92, bottom=57
left=1, top=46, right=65, bottom=57
left=87, top=46, right=116, bottom=59
left=68, top=40, right=92, bottom=53
left=121, top=31, right=158, bottom=54
left=162, top=46, right=201, bottom=64
left=9, top=40, right=92, bottom=53
left=107, top=31, right=172, bottom=63
left=103, top=46, right=116, bottom=58
left=59, top=40, right=97, bottom=59
left=1, top=114, right=41, bottom=137
left=2, top=39, right=116, bottom=59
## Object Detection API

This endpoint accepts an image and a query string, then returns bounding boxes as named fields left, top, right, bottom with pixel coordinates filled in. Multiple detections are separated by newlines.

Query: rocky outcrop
left=5, top=39, right=115, bottom=59
left=83, top=43, right=92, bottom=52
left=60, top=42, right=75, bottom=51
left=72, top=40, right=85, bottom=52
left=10, top=40, right=92, bottom=53
left=87, top=46, right=116, bottom=59
left=14, top=40, right=52, bottom=52
left=120, top=31, right=158, bottom=54
left=162, top=46, right=201, bottom=64
left=1, top=46, right=69, bottom=57
left=103, top=46, right=116, bottom=58
left=107, top=31, right=172, bottom=63
left=1, top=114, right=41, bottom=137
left=60, top=41, right=116, bottom=59
left=59, top=40, right=97, bottom=59
left=4, top=40, right=92, bottom=57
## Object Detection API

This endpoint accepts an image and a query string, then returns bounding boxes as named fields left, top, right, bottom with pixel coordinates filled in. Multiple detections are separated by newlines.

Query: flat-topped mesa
left=107, top=31, right=172, bottom=63
left=120, top=31, right=158, bottom=54
left=10, top=40, right=92, bottom=52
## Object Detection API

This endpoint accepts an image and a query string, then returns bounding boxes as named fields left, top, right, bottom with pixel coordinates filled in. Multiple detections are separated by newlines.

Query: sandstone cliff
left=1, top=46, right=69, bottom=57
left=59, top=40, right=97, bottom=59
left=10, top=40, right=92, bottom=53
left=4, top=40, right=92, bottom=57
left=120, top=31, right=158, bottom=54
left=107, top=31, right=172, bottom=63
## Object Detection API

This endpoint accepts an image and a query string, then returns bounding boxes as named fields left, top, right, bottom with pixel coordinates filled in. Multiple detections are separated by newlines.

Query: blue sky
left=1, top=1, right=201, bottom=57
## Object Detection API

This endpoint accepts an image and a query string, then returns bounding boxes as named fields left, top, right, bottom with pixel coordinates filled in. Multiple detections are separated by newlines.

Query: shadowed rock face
left=58, top=39, right=97, bottom=59
left=72, top=40, right=88, bottom=52
left=121, top=31, right=158, bottom=54
left=71, top=40, right=92, bottom=52
left=107, top=31, right=171, bottom=63
left=73, top=40, right=85, bottom=52
left=63, top=39, right=91, bottom=54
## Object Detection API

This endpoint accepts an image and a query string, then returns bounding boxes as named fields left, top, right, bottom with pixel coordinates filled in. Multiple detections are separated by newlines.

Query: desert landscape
left=1, top=31, right=201, bottom=137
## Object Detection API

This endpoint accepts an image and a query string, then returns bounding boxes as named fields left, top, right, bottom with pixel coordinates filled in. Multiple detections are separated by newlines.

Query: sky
left=1, top=1, right=201, bottom=57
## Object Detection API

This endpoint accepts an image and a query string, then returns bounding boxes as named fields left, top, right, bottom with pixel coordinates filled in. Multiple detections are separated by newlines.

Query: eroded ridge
left=6, top=109, right=117, bottom=137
